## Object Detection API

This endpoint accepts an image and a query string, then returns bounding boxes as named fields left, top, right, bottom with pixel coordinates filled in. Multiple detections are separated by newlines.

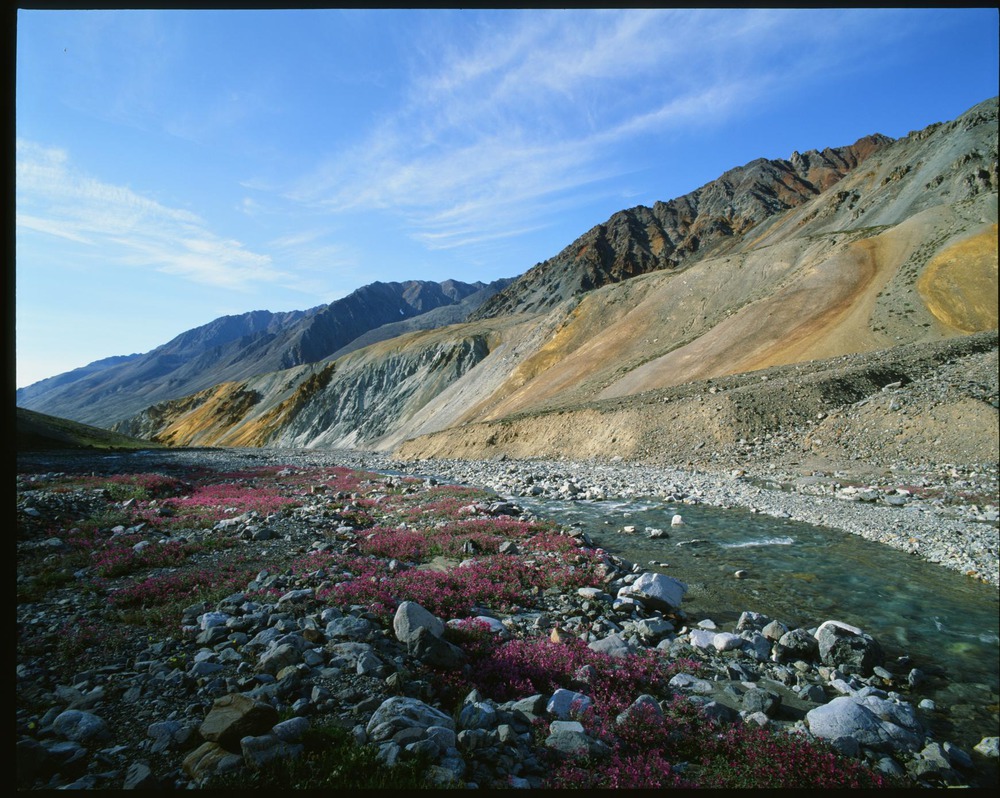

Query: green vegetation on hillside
left=16, top=407, right=166, bottom=452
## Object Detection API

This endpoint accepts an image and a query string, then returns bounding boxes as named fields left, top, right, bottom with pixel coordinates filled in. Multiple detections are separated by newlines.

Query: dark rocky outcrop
left=469, top=135, right=893, bottom=320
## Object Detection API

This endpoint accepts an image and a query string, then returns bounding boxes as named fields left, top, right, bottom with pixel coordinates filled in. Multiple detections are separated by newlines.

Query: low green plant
left=207, top=722, right=448, bottom=790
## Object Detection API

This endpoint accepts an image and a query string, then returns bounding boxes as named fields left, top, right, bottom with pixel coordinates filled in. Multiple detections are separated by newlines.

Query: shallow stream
left=517, top=495, right=999, bottom=765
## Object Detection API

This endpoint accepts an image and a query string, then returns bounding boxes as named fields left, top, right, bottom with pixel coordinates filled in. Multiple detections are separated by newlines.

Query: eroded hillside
left=109, top=98, right=997, bottom=468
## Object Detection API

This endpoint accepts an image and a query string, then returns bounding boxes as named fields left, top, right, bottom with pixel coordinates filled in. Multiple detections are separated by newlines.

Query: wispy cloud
left=284, top=8, right=819, bottom=252
left=16, top=138, right=293, bottom=291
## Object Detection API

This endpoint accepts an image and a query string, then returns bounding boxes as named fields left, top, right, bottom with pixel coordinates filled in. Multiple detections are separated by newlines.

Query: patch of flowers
left=135, top=479, right=303, bottom=530
left=690, top=717, right=895, bottom=788
left=106, top=555, right=259, bottom=629
left=445, top=622, right=687, bottom=710
left=90, top=536, right=229, bottom=578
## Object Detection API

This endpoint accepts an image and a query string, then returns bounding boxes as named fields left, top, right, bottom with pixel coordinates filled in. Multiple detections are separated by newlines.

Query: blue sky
left=15, top=7, right=999, bottom=389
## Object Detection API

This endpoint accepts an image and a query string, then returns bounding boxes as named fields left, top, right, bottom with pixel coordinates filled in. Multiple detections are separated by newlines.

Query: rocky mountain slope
left=470, top=134, right=893, bottom=320
left=27, top=98, right=1000, bottom=477
left=17, top=279, right=506, bottom=426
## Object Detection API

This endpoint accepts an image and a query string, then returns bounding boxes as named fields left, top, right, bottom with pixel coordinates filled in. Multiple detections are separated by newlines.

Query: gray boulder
left=546, top=688, right=593, bottom=719
left=774, top=628, right=819, bottom=662
left=616, top=572, right=687, bottom=612
left=394, top=600, right=444, bottom=643
left=52, top=710, right=110, bottom=744
left=742, top=687, right=782, bottom=717
left=324, top=615, right=374, bottom=641
left=806, top=696, right=923, bottom=753
left=588, top=633, right=636, bottom=658
left=198, top=693, right=279, bottom=751
left=366, top=696, right=454, bottom=743
left=408, top=626, right=466, bottom=669
left=256, top=643, right=302, bottom=674
left=815, top=620, right=884, bottom=676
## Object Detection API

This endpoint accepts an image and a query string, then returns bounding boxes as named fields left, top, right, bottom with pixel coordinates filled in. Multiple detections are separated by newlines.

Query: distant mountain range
left=17, top=96, right=998, bottom=462
left=17, top=278, right=509, bottom=425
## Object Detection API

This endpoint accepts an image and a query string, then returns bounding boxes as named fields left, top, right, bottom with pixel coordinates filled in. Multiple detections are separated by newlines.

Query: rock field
left=16, top=438, right=999, bottom=790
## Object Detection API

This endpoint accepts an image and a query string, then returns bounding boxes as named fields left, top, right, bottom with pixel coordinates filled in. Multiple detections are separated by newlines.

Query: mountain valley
left=17, top=97, right=998, bottom=484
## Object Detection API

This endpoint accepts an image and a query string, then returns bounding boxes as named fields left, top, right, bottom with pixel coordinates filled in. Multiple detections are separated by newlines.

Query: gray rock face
left=22, top=278, right=496, bottom=426
left=470, top=132, right=892, bottom=321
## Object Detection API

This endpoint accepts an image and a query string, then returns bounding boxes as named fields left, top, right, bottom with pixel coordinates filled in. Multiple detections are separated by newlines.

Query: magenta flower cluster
left=92, top=536, right=200, bottom=578
left=106, top=555, right=257, bottom=610
left=134, top=480, right=303, bottom=530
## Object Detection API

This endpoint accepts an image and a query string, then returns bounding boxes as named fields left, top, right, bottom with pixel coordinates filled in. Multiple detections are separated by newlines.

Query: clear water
left=518, top=495, right=1000, bottom=763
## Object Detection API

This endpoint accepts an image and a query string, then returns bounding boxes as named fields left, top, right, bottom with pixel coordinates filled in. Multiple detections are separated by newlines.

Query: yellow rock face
left=917, top=224, right=999, bottom=333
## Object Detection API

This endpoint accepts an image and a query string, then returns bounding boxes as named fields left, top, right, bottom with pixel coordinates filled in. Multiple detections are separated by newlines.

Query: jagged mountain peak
left=470, top=133, right=896, bottom=321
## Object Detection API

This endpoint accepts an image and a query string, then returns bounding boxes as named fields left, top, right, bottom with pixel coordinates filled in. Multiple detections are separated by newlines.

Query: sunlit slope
left=917, top=224, right=999, bottom=332
left=113, top=320, right=515, bottom=449
left=111, top=97, right=997, bottom=456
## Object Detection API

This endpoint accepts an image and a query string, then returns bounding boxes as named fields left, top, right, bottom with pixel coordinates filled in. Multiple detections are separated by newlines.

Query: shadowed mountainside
left=16, top=407, right=165, bottom=452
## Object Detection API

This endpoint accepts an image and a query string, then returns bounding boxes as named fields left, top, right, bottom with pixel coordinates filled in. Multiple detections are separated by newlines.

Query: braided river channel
left=516, top=494, right=999, bottom=771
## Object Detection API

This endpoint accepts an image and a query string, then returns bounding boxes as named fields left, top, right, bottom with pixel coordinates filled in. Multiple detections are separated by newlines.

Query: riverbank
left=15, top=448, right=1000, bottom=789
left=252, top=448, right=999, bottom=588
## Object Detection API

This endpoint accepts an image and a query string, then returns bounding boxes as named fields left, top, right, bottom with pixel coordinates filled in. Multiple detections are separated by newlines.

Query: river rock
left=51, top=710, right=110, bottom=744
left=256, top=643, right=303, bottom=674
left=407, top=626, right=466, bottom=669
left=815, top=620, right=884, bottom=675
left=805, top=695, right=924, bottom=753
left=324, top=615, right=374, bottom=640
left=587, top=632, right=635, bottom=658
left=974, top=736, right=1000, bottom=758
left=182, top=741, right=244, bottom=784
left=198, top=694, right=279, bottom=751
left=366, top=696, right=454, bottom=743
left=712, top=632, right=744, bottom=652
left=668, top=673, right=715, bottom=695
left=394, top=600, right=445, bottom=642
left=122, top=761, right=160, bottom=790
left=742, top=687, right=782, bottom=717
left=617, top=572, right=687, bottom=612
left=774, top=628, right=818, bottom=661
left=546, top=688, right=593, bottom=719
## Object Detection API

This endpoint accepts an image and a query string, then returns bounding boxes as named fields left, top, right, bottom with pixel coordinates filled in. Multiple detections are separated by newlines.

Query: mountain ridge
left=469, top=133, right=894, bottom=320
left=17, top=278, right=507, bottom=425
left=20, top=97, right=999, bottom=470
